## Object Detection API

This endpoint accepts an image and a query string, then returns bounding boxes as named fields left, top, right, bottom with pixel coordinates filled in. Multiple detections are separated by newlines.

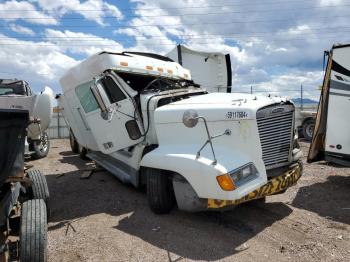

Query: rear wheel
left=302, top=119, right=315, bottom=142
left=146, top=168, right=175, bottom=214
left=27, top=170, right=49, bottom=202
left=31, top=132, right=50, bottom=159
left=20, top=199, right=47, bottom=262
left=69, top=130, right=79, bottom=153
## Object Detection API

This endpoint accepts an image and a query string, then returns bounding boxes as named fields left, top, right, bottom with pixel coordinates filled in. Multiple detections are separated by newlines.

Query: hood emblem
left=271, top=107, right=285, bottom=114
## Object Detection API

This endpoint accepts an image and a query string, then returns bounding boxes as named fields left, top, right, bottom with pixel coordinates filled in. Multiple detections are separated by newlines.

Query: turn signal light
left=216, top=174, right=236, bottom=191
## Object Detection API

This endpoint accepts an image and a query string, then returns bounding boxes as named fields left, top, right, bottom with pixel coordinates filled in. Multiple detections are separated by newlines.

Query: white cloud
left=320, top=0, right=343, bottom=6
left=44, top=29, right=124, bottom=56
left=37, top=0, right=123, bottom=25
left=122, top=0, right=344, bottom=100
left=0, top=0, right=58, bottom=25
left=0, top=34, right=78, bottom=93
left=9, top=24, right=35, bottom=36
left=236, top=70, right=323, bottom=101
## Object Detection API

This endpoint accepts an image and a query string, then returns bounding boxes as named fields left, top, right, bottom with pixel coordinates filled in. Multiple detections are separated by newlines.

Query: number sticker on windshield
left=226, top=111, right=248, bottom=119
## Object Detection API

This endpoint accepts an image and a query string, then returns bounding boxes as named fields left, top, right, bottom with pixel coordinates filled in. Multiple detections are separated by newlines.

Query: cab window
left=75, top=81, right=99, bottom=113
left=99, top=76, right=126, bottom=103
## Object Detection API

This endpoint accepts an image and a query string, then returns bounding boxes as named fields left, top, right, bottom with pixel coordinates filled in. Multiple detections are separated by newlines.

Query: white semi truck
left=59, top=51, right=302, bottom=214
left=308, top=44, right=350, bottom=167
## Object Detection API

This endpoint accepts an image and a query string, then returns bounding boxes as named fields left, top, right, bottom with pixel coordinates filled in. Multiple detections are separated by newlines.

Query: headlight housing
left=228, top=163, right=258, bottom=187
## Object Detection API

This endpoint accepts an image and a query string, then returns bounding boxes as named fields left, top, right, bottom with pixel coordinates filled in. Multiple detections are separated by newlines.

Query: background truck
left=308, top=44, right=350, bottom=167
left=0, top=79, right=52, bottom=159
left=59, top=51, right=302, bottom=214
left=295, top=109, right=317, bottom=141
left=0, top=82, right=51, bottom=261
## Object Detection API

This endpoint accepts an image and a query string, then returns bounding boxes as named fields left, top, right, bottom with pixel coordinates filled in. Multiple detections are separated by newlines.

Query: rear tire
left=146, top=168, right=175, bottom=214
left=31, top=132, right=50, bottom=159
left=27, top=170, right=50, bottom=202
left=78, top=144, right=88, bottom=160
left=69, top=130, right=79, bottom=153
left=302, top=119, right=315, bottom=142
left=20, top=199, right=47, bottom=262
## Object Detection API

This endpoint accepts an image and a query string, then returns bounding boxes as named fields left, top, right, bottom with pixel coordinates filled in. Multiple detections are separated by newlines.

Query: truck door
left=75, top=73, right=144, bottom=154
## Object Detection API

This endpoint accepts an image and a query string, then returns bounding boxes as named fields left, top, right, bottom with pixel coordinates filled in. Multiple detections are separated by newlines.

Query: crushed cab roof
left=60, top=51, right=192, bottom=92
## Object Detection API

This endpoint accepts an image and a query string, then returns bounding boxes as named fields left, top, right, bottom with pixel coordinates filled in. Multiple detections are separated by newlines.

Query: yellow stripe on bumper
left=207, top=162, right=302, bottom=209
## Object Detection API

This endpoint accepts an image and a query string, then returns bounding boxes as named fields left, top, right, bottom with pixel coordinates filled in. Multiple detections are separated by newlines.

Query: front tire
left=69, top=130, right=79, bottom=153
left=78, top=144, right=88, bottom=160
left=302, top=119, right=315, bottom=142
left=20, top=199, right=47, bottom=262
left=31, top=132, right=50, bottom=159
left=146, top=168, right=175, bottom=214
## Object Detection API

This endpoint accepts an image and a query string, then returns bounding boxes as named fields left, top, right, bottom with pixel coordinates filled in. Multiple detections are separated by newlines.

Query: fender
left=140, top=146, right=267, bottom=200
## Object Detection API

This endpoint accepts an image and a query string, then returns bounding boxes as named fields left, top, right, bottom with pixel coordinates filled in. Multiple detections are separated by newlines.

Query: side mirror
left=182, top=109, right=199, bottom=128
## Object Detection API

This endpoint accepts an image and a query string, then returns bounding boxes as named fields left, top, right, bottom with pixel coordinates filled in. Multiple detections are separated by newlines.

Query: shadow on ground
left=292, top=175, right=350, bottom=224
left=45, top=155, right=293, bottom=261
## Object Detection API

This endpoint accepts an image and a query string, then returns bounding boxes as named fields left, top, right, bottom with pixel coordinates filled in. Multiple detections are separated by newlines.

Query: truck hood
left=155, top=92, right=290, bottom=123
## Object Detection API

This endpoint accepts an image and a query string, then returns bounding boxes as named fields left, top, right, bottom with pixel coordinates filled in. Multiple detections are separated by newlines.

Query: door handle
left=77, top=107, right=90, bottom=131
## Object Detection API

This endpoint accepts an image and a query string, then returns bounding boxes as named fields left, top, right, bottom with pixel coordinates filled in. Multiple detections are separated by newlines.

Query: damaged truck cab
left=59, top=51, right=302, bottom=213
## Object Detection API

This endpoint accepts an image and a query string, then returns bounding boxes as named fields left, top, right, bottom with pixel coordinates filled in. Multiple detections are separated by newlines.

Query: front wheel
left=69, top=130, right=79, bottom=153
left=20, top=199, right=47, bottom=262
left=146, top=168, right=175, bottom=214
left=302, top=119, right=315, bottom=142
left=31, top=132, right=50, bottom=159
left=78, top=144, right=88, bottom=160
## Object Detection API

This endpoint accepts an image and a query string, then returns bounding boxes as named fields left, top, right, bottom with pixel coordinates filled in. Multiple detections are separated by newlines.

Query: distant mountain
left=291, top=98, right=318, bottom=104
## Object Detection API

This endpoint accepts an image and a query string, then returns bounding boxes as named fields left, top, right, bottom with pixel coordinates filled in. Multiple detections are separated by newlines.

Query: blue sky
left=0, top=0, right=349, bottom=100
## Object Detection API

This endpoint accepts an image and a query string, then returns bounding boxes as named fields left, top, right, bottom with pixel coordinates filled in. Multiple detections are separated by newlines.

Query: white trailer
left=308, top=44, right=350, bottom=166
left=58, top=51, right=302, bottom=213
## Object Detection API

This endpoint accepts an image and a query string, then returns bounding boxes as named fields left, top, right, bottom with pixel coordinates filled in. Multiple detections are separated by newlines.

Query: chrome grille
left=257, top=104, right=294, bottom=169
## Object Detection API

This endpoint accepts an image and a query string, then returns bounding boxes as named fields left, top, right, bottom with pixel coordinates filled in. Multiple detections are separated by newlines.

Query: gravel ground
left=27, top=139, right=350, bottom=262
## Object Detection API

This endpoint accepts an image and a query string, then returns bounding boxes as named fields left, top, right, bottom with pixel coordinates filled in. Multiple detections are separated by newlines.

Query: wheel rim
left=306, top=124, right=314, bottom=138
left=38, top=133, right=48, bottom=153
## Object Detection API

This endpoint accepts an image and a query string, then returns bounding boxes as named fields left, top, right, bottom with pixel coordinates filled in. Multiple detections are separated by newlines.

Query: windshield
left=116, top=71, right=199, bottom=93
left=0, top=80, right=26, bottom=96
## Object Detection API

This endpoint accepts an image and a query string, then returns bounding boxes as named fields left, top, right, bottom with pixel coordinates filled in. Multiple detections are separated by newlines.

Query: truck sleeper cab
left=59, top=51, right=302, bottom=213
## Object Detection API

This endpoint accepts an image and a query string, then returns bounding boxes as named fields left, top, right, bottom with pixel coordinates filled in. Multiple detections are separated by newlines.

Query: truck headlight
left=228, top=163, right=258, bottom=187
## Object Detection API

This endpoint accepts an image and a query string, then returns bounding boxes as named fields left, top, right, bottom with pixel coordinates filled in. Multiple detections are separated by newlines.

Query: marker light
left=146, top=65, right=153, bottom=70
left=120, top=61, right=128, bottom=67
left=216, top=174, right=236, bottom=191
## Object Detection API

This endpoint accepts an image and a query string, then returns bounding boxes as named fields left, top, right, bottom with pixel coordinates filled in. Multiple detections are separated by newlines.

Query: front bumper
left=207, top=161, right=302, bottom=209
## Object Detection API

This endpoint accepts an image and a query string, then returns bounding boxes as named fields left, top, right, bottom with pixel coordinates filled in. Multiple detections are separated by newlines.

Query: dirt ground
left=27, top=139, right=349, bottom=262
